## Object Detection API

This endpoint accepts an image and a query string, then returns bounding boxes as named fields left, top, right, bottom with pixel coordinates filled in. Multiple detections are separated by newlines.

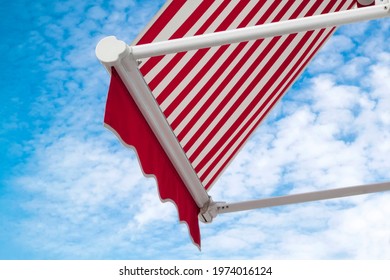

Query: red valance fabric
left=104, top=68, right=201, bottom=247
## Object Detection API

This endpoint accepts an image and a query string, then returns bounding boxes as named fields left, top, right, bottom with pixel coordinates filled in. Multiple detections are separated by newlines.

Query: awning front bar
left=131, top=3, right=390, bottom=59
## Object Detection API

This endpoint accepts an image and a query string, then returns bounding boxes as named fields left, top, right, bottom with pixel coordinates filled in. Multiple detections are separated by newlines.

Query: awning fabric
left=104, top=0, right=356, bottom=247
left=105, top=68, right=201, bottom=246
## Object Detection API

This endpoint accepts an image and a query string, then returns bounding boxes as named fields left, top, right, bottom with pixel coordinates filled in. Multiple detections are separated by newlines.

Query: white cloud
left=88, top=6, right=108, bottom=21
left=197, top=193, right=390, bottom=259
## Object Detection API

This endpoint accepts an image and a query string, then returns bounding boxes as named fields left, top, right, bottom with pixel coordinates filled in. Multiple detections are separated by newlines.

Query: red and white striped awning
left=102, top=0, right=363, bottom=247
left=133, top=0, right=355, bottom=190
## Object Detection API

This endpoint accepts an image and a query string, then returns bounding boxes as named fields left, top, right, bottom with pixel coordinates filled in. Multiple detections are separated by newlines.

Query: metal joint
left=198, top=198, right=226, bottom=223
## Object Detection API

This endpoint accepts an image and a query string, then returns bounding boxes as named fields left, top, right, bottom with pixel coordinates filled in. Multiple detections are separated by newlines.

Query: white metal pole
left=131, top=4, right=390, bottom=59
left=217, top=182, right=390, bottom=214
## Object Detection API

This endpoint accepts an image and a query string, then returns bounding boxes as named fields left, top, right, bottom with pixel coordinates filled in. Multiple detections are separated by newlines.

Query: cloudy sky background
left=1, top=0, right=390, bottom=259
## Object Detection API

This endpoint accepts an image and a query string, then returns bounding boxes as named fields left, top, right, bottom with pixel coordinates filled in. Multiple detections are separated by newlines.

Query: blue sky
left=1, top=0, right=390, bottom=259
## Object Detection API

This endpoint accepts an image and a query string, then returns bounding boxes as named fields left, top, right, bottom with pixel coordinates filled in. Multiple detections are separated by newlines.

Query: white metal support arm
left=200, top=182, right=390, bottom=222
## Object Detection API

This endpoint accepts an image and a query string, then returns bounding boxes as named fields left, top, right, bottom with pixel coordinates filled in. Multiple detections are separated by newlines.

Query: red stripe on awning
left=140, top=0, right=213, bottom=76
left=136, top=0, right=187, bottom=46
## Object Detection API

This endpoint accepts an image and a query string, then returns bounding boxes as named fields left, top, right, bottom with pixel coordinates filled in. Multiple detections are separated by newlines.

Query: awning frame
left=96, top=1, right=390, bottom=223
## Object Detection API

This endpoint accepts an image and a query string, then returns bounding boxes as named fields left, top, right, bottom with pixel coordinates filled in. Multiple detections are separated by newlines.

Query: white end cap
left=95, top=36, right=130, bottom=64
